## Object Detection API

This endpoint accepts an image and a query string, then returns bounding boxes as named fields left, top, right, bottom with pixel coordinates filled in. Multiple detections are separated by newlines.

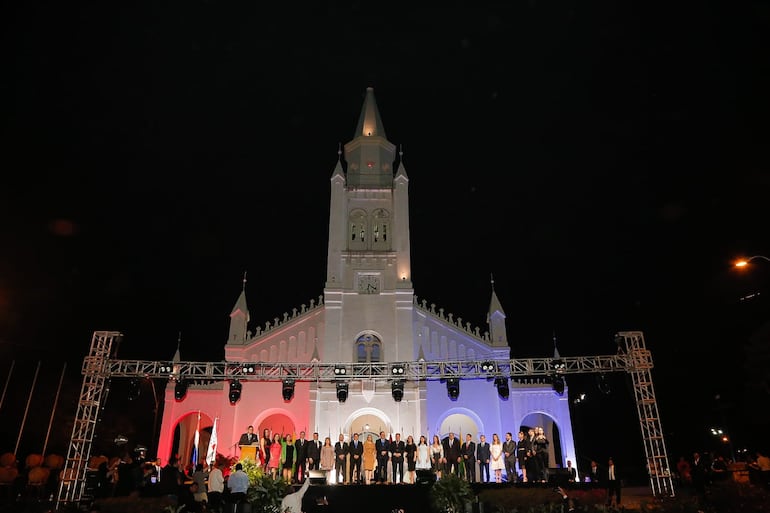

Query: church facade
left=156, top=88, right=577, bottom=476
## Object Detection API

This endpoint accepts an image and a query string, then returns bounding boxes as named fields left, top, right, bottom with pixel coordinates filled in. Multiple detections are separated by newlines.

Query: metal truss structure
left=56, top=330, right=675, bottom=507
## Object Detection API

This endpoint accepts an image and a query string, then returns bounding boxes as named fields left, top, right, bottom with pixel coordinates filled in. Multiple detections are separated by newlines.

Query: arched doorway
left=520, top=413, right=563, bottom=469
left=349, top=411, right=389, bottom=441
left=170, top=412, right=214, bottom=469
left=258, top=413, right=296, bottom=440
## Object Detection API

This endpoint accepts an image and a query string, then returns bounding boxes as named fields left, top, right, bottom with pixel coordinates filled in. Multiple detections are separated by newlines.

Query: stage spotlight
left=446, top=378, right=460, bottom=400
left=229, top=380, right=242, bottom=404
left=391, top=380, right=404, bottom=402
left=242, top=364, right=255, bottom=374
left=494, top=377, right=509, bottom=399
left=282, top=379, right=295, bottom=401
left=159, top=362, right=174, bottom=374
left=174, top=380, right=188, bottom=401
left=391, top=364, right=405, bottom=376
left=127, top=378, right=141, bottom=401
left=336, top=382, right=349, bottom=403
left=481, top=361, right=496, bottom=372
left=552, top=376, right=565, bottom=396
left=334, top=365, right=347, bottom=376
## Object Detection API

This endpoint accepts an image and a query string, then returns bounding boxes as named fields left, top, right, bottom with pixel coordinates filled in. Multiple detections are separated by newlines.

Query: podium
left=240, top=444, right=258, bottom=462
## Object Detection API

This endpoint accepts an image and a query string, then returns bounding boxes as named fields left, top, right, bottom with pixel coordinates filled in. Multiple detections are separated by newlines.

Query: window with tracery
left=349, top=210, right=367, bottom=250
left=371, top=209, right=390, bottom=251
left=356, top=333, right=382, bottom=363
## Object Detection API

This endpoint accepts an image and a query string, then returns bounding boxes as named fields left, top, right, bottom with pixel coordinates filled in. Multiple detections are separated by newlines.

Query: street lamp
left=735, top=255, right=770, bottom=267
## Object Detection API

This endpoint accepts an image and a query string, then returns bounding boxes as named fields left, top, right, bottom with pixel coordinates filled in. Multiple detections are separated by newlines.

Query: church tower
left=323, top=87, right=414, bottom=364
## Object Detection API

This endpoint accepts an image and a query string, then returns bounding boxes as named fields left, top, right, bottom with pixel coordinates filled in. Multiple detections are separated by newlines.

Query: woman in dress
left=416, top=435, right=431, bottom=472
left=320, top=436, right=335, bottom=483
left=431, top=435, right=445, bottom=479
left=490, top=433, right=504, bottom=483
left=404, top=435, right=417, bottom=484
left=362, top=434, right=377, bottom=484
left=281, top=433, right=295, bottom=483
left=533, top=427, right=549, bottom=482
left=269, top=433, right=282, bottom=479
left=261, top=428, right=272, bottom=473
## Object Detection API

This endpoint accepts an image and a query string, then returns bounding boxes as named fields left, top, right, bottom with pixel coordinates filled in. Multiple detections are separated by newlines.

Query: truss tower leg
left=56, top=331, right=121, bottom=509
left=617, top=331, right=675, bottom=497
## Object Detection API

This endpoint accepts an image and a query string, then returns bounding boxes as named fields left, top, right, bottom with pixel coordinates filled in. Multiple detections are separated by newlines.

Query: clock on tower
left=357, top=275, right=380, bottom=294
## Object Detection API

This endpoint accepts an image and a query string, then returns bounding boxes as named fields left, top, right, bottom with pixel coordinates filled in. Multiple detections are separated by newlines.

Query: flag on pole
left=206, top=417, right=219, bottom=465
left=191, top=411, right=201, bottom=465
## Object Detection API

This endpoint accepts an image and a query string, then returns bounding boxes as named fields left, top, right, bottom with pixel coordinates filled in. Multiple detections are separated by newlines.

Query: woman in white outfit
left=490, top=433, right=504, bottom=483
left=416, top=435, right=431, bottom=471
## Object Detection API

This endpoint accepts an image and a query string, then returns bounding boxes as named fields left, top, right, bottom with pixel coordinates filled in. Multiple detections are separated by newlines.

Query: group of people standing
left=237, top=425, right=553, bottom=486
left=445, top=427, right=550, bottom=484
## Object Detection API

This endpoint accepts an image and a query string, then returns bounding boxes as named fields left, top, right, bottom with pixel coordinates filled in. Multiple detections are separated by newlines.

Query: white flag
left=192, top=411, right=201, bottom=465
left=206, top=417, right=218, bottom=465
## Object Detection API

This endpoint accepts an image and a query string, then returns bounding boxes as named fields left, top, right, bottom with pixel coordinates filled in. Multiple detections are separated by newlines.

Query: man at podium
left=239, top=425, right=257, bottom=446
left=239, top=425, right=259, bottom=462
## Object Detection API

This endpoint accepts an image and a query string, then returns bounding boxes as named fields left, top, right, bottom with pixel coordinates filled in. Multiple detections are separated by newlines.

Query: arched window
left=355, top=333, right=382, bottom=363
left=349, top=209, right=367, bottom=250
left=371, top=209, right=391, bottom=251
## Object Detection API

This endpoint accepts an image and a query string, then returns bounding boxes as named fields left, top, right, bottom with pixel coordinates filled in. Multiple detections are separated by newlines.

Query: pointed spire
left=231, top=275, right=249, bottom=321
left=311, top=338, right=320, bottom=362
left=355, top=87, right=387, bottom=139
left=418, top=344, right=426, bottom=362
left=395, top=144, right=408, bottom=181
left=331, top=143, right=345, bottom=180
left=173, top=332, right=182, bottom=362
left=553, top=330, right=561, bottom=360
left=488, top=273, right=504, bottom=316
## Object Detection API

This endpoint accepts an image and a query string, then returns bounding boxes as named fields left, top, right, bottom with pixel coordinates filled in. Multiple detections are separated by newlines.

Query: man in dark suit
left=442, top=432, right=462, bottom=475
left=566, top=459, right=577, bottom=482
left=238, top=425, right=256, bottom=446
left=461, top=433, right=476, bottom=482
left=334, top=434, right=349, bottom=484
left=306, top=432, right=321, bottom=471
left=294, top=431, right=307, bottom=482
left=502, top=432, right=518, bottom=483
left=606, top=457, right=621, bottom=507
left=375, top=431, right=390, bottom=483
left=476, top=434, right=491, bottom=482
left=390, top=433, right=406, bottom=484
left=589, top=460, right=600, bottom=484
left=348, top=433, right=363, bottom=484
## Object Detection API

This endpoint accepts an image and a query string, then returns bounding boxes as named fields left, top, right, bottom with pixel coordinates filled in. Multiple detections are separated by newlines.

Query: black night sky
left=1, top=1, right=769, bottom=475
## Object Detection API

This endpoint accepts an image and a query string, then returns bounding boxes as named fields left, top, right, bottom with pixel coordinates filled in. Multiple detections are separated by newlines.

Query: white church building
left=156, top=87, right=577, bottom=477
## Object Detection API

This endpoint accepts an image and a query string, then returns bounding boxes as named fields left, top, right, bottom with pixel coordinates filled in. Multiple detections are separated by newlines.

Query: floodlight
left=494, top=377, right=509, bottom=399
left=391, top=380, right=404, bottom=402
left=336, top=382, right=349, bottom=403
left=446, top=378, right=460, bottom=400
left=229, top=380, right=242, bottom=404
left=174, top=380, right=188, bottom=401
left=282, top=379, right=295, bottom=401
